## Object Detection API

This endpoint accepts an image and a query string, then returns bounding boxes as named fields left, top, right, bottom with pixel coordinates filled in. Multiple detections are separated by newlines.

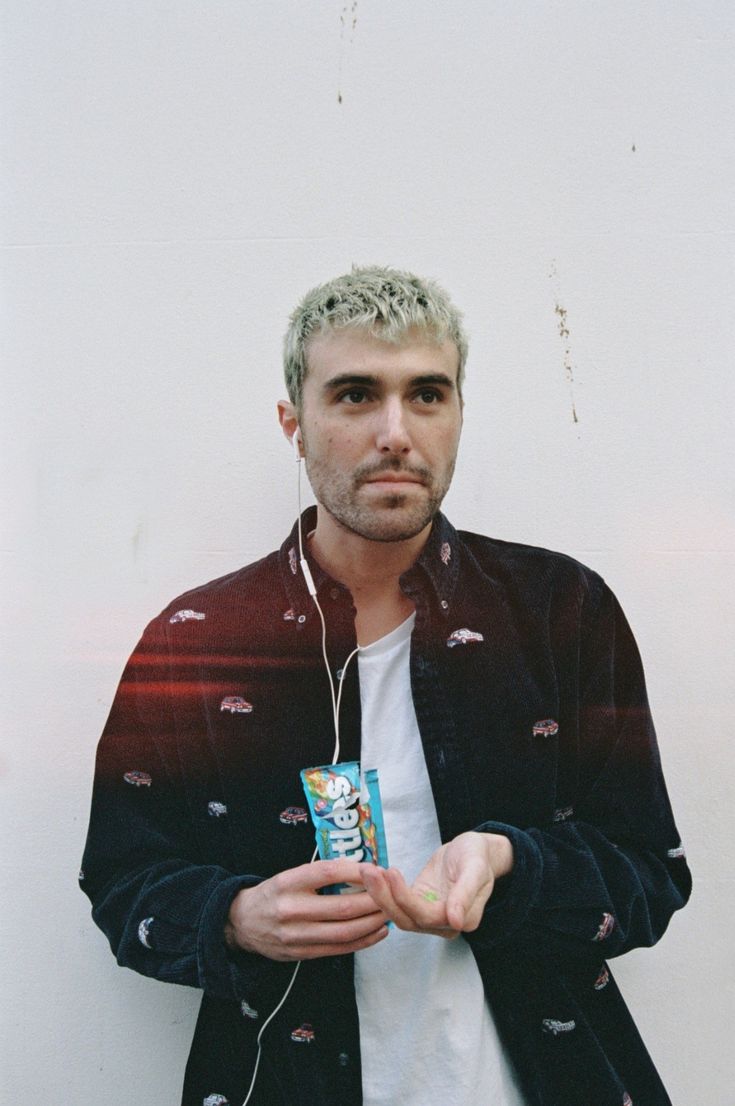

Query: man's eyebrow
left=410, top=373, right=457, bottom=390
left=322, top=373, right=379, bottom=393
left=322, top=372, right=457, bottom=393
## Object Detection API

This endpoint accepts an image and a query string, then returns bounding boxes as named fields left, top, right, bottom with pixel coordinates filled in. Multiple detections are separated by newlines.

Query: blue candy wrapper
left=300, top=760, right=389, bottom=894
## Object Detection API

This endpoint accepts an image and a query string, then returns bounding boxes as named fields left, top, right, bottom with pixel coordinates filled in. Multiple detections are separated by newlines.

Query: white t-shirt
left=354, top=614, right=525, bottom=1106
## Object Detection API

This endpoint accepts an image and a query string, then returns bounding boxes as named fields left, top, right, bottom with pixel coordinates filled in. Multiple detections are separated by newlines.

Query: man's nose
left=375, top=399, right=411, bottom=453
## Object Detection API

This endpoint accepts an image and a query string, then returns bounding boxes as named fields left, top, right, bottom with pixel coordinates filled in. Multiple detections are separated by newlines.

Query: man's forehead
left=304, top=324, right=460, bottom=380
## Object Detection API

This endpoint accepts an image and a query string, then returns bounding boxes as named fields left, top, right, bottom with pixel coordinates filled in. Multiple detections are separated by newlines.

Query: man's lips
left=362, top=474, right=425, bottom=486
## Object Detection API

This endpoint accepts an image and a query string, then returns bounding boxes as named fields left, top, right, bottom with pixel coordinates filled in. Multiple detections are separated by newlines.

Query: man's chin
left=331, top=504, right=439, bottom=544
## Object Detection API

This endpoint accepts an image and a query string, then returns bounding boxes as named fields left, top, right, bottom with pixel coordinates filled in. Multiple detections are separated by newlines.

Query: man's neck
left=308, top=509, right=430, bottom=645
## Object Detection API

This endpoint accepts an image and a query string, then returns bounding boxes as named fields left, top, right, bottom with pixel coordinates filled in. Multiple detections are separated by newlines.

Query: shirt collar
left=278, top=507, right=460, bottom=613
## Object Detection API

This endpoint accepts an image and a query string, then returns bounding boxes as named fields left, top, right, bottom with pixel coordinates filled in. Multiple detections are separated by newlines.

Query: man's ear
left=277, top=400, right=301, bottom=455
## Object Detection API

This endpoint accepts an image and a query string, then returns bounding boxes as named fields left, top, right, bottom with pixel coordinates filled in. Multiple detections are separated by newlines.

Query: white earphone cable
left=241, top=437, right=361, bottom=1105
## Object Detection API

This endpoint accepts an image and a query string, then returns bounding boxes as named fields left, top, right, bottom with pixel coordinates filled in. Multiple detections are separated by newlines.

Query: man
left=81, top=266, right=691, bottom=1106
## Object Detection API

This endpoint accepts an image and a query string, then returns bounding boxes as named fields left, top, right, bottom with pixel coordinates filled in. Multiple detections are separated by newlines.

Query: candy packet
left=300, top=760, right=389, bottom=894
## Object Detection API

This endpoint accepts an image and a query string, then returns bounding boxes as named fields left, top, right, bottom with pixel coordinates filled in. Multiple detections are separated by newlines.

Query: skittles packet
left=300, top=760, right=389, bottom=894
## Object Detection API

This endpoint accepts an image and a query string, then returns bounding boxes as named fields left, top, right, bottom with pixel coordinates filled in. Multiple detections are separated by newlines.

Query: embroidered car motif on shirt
left=291, top=1023, right=315, bottom=1043
left=446, top=628, right=484, bottom=648
left=532, top=718, right=559, bottom=737
left=169, top=609, right=206, bottom=624
left=594, top=966, right=610, bottom=990
left=440, top=541, right=452, bottom=565
left=622, top=1094, right=633, bottom=1106
left=207, top=801, right=228, bottom=817
left=123, top=770, right=152, bottom=787
left=137, top=917, right=154, bottom=948
left=593, top=912, right=616, bottom=941
left=542, top=1018, right=576, bottom=1036
left=288, top=546, right=298, bottom=575
left=553, top=805, right=573, bottom=822
left=667, top=843, right=686, bottom=859
left=220, top=696, right=253, bottom=714
left=240, top=1000, right=259, bottom=1020
left=283, top=608, right=296, bottom=621
left=280, top=806, right=308, bottom=825
left=203, top=1096, right=229, bottom=1106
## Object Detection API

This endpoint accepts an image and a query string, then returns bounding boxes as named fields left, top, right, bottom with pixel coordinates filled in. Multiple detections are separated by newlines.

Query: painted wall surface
left=2, top=1, right=733, bottom=1102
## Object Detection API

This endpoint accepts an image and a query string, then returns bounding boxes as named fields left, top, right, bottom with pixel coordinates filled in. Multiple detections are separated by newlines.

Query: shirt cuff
left=468, top=821, right=544, bottom=948
left=197, top=873, right=277, bottom=1001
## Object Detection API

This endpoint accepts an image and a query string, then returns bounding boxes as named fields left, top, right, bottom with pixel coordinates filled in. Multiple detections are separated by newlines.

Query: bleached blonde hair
left=283, top=265, right=468, bottom=409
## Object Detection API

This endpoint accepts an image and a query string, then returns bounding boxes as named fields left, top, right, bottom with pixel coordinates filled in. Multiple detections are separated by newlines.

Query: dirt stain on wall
left=549, top=260, right=580, bottom=425
left=337, top=2, right=358, bottom=104
left=554, top=302, right=579, bottom=424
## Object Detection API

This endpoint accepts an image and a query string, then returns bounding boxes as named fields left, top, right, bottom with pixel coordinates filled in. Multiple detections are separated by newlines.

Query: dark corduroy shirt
left=80, top=510, right=691, bottom=1106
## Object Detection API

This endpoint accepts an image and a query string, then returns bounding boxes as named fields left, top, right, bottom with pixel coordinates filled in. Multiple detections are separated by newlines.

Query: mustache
left=354, top=459, right=432, bottom=484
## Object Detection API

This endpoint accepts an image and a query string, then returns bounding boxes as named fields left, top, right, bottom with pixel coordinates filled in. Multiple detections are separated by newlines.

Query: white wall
left=2, top=1, right=733, bottom=1102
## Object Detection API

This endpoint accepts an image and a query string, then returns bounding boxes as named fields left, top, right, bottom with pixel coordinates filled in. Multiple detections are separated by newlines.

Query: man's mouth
left=364, top=474, right=425, bottom=486
left=359, top=464, right=429, bottom=488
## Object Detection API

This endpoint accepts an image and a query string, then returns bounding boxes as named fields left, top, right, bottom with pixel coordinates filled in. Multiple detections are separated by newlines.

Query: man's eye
left=416, top=389, right=442, bottom=404
left=339, top=389, right=369, bottom=404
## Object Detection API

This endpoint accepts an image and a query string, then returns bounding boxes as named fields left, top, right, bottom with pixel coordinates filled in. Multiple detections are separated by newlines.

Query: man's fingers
left=362, top=866, right=428, bottom=930
left=291, top=910, right=389, bottom=947
left=228, top=859, right=390, bottom=960
left=444, top=862, right=494, bottom=931
left=263, top=910, right=390, bottom=961
left=281, top=922, right=390, bottom=961
left=365, top=846, right=496, bottom=935
left=363, top=866, right=458, bottom=935
left=387, top=867, right=458, bottom=930
left=276, top=859, right=369, bottom=892
left=278, top=887, right=385, bottom=924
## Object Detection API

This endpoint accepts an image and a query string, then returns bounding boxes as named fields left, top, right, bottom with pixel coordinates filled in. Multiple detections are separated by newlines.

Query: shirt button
left=440, top=599, right=449, bottom=610
left=329, top=587, right=340, bottom=600
left=338, top=1051, right=349, bottom=1067
left=297, top=614, right=306, bottom=624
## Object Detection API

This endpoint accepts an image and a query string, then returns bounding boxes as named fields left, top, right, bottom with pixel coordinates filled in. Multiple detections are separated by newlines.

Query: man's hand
left=361, top=831, right=513, bottom=937
left=225, top=860, right=389, bottom=961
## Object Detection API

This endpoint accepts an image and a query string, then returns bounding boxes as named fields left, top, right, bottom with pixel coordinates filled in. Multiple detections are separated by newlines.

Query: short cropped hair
left=283, top=265, right=468, bottom=409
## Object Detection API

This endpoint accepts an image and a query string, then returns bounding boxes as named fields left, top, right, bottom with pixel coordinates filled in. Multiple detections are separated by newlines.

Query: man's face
left=294, top=326, right=463, bottom=543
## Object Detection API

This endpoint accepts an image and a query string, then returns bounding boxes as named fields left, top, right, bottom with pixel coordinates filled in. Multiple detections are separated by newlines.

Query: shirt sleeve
left=79, top=614, right=291, bottom=1006
left=467, top=575, right=692, bottom=962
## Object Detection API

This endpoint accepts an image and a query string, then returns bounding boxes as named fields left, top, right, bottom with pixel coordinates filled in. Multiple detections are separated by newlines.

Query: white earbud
left=292, top=428, right=302, bottom=461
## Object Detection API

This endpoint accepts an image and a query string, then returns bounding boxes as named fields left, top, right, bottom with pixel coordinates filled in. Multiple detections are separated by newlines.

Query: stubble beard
left=305, top=455, right=457, bottom=543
